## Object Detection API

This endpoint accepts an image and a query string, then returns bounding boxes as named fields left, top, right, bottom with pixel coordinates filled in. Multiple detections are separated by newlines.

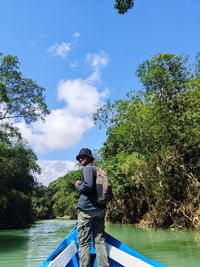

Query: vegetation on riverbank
left=94, top=53, right=200, bottom=229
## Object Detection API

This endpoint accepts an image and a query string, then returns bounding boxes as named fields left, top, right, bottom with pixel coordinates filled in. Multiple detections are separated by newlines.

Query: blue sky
left=1, top=0, right=199, bottom=185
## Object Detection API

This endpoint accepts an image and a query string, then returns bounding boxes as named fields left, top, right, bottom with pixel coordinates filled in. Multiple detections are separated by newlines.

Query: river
left=0, top=219, right=200, bottom=267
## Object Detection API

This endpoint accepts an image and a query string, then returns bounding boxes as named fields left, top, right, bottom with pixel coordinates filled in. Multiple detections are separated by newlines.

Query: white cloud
left=16, top=109, right=94, bottom=153
left=86, top=51, right=109, bottom=83
left=73, top=32, right=80, bottom=39
left=36, top=160, right=78, bottom=186
left=48, top=42, right=71, bottom=58
left=47, top=32, right=80, bottom=59
left=57, top=79, right=108, bottom=115
left=15, top=51, right=109, bottom=154
left=87, top=51, right=109, bottom=69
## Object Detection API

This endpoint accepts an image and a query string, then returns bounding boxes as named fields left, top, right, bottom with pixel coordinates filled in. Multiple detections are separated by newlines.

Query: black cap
left=76, top=148, right=94, bottom=161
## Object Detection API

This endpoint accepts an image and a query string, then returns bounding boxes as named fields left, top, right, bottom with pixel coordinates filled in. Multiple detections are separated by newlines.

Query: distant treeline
left=1, top=52, right=200, bottom=229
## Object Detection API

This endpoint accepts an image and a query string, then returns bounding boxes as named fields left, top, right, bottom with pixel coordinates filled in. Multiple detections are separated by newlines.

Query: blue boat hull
left=39, top=226, right=165, bottom=267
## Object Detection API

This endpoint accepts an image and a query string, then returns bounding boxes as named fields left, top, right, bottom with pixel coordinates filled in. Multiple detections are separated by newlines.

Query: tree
left=0, top=52, right=50, bottom=228
left=0, top=142, right=40, bottom=228
left=48, top=170, right=80, bottom=219
left=32, top=183, right=54, bottom=219
left=114, top=0, right=134, bottom=14
left=0, top=53, right=50, bottom=135
left=95, top=53, right=200, bottom=228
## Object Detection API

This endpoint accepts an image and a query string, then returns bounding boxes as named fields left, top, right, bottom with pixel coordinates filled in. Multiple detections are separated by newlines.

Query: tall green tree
left=0, top=54, right=49, bottom=124
left=0, top=53, right=49, bottom=228
left=95, top=53, right=200, bottom=228
left=0, top=53, right=50, bottom=144
left=0, top=142, right=40, bottom=228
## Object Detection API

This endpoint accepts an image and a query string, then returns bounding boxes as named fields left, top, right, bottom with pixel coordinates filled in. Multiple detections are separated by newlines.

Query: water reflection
left=0, top=229, right=29, bottom=267
left=0, top=219, right=76, bottom=267
left=26, top=219, right=77, bottom=267
left=0, top=220, right=200, bottom=267
left=106, top=224, right=200, bottom=267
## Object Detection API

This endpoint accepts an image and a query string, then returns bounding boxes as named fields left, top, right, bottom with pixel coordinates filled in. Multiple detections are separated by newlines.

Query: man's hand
left=75, top=180, right=81, bottom=187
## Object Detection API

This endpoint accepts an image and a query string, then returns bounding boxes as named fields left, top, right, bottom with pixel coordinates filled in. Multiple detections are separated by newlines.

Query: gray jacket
left=75, top=163, right=105, bottom=211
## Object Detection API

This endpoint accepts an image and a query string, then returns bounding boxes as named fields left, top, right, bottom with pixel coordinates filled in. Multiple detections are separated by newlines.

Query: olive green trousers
left=77, top=209, right=109, bottom=267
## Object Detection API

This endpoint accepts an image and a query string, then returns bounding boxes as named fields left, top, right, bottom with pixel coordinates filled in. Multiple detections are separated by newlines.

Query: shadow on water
left=0, top=233, right=28, bottom=250
left=0, top=228, right=29, bottom=267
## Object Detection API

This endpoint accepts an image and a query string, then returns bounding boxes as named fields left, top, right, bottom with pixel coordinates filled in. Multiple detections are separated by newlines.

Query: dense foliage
left=0, top=53, right=49, bottom=228
left=114, top=0, right=134, bottom=14
left=0, top=142, right=39, bottom=228
left=0, top=54, right=49, bottom=125
left=94, top=53, right=200, bottom=229
left=32, top=183, right=54, bottom=219
left=46, top=170, right=80, bottom=219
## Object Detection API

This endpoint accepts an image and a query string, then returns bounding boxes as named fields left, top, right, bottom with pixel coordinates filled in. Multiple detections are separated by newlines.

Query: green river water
left=0, top=219, right=200, bottom=267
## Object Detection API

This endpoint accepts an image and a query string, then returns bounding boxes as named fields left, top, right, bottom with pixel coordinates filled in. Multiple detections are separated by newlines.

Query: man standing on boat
left=75, top=148, right=109, bottom=267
